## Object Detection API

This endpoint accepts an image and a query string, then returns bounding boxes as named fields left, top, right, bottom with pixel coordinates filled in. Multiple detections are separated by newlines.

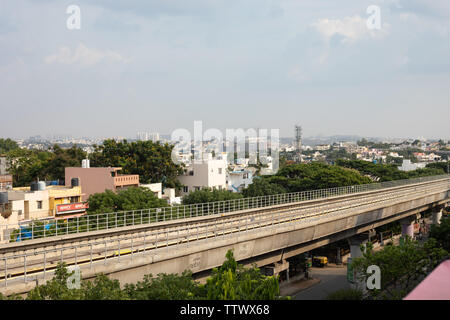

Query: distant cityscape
left=10, top=132, right=449, bottom=154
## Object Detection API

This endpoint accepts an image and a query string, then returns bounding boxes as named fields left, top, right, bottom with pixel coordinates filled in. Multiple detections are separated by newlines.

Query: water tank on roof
left=30, top=182, right=38, bottom=191
left=37, top=181, right=46, bottom=191
left=71, top=178, right=80, bottom=187
left=82, top=159, right=90, bottom=168
left=0, top=192, right=8, bottom=204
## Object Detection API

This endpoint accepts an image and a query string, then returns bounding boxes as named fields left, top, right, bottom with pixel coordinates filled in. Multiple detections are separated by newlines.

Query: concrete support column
left=336, top=247, right=342, bottom=265
left=400, top=216, right=415, bottom=239
left=348, top=233, right=371, bottom=259
left=432, top=209, right=443, bottom=225
left=347, top=233, right=372, bottom=293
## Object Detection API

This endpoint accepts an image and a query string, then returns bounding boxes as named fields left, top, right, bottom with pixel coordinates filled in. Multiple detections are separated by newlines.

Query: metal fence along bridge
left=0, top=174, right=449, bottom=291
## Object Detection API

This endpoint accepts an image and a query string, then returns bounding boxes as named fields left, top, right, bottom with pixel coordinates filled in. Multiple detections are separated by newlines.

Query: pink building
left=65, top=167, right=139, bottom=201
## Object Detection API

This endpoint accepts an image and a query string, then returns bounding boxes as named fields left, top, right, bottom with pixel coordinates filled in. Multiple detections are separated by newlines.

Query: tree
left=182, top=188, right=243, bottom=205
left=242, top=162, right=372, bottom=197
left=89, top=139, right=184, bottom=187
left=87, top=187, right=168, bottom=214
left=0, top=138, right=19, bottom=154
left=242, top=178, right=286, bottom=197
left=82, top=274, right=128, bottom=300
left=43, top=145, right=86, bottom=183
left=124, top=271, right=200, bottom=300
left=335, top=159, right=445, bottom=182
left=429, top=216, right=450, bottom=252
left=7, top=250, right=285, bottom=300
left=203, top=250, right=281, bottom=300
left=6, top=145, right=86, bottom=186
left=7, top=148, right=52, bottom=186
left=27, top=263, right=128, bottom=300
left=426, top=161, right=450, bottom=174
left=351, top=238, right=448, bottom=299
left=27, top=262, right=85, bottom=300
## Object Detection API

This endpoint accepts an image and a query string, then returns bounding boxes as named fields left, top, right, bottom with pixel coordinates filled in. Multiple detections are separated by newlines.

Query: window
left=37, top=201, right=43, bottom=209
left=183, top=186, right=189, bottom=193
left=218, top=168, right=223, bottom=174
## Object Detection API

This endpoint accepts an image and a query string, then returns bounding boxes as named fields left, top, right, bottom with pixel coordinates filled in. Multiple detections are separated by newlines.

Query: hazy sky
left=1, top=0, right=449, bottom=140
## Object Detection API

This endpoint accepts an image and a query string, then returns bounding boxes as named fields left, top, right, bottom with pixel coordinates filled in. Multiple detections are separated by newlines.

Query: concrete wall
left=65, top=167, right=116, bottom=202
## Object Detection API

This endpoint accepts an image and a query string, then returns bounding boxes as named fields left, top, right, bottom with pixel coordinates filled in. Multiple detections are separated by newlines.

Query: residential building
left=137, top=132, right=160, bottom=142
left=0, top=175, right=13, bottom=190
left=140, top=183, right=163, bottom=199
left=177, top=156, right=227, bottom=195
left=398, top=159, right=427, bottom=172
left=227, top=170, right=253, bottom=193
left=0, top=181, right=86, bottom=243
left=65, top=166, right=139, bottom=201
left=162, top=188, right=182, bottom=205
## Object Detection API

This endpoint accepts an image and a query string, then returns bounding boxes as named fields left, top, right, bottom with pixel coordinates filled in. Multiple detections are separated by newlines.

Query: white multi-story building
left=137, top=132, right=160, bottom=142
left=398, top=159, right=426, bottom=172
left=178, top=156, right=227, bottom=195
left=227, top=170, right=253, bottom=193
left=140, top=183, right=163, bottom=199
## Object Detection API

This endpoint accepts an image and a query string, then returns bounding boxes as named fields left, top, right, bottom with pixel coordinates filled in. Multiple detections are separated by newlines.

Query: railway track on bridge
left=1, top=177, right=449, bottom=288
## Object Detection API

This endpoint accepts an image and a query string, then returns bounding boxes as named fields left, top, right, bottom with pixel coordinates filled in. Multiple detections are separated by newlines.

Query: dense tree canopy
left=87, top=187, right=168, bottom=214
left=6, top=145, right=86, bottom=186
left=203, top=250, right=281, bottom=300
left=243, top=178, right=287, bottom=197
left=244, top=163, right=372, bottom=197
left=0, top=138, right=19, bottom=154
left=90, top=139, right=184, bottom=187
left=352, top=238, right=448, bottom=300
left=429, top=216, right=450, bottom=252
left=124, top=271, right=201, bottom=300
left=335, top=159, right=445, bottom=182
left=1, top=250, right=283, bottom=300
left=182, top=188, right=243, bottom=205
left=426, top=161, right=450, bottom=174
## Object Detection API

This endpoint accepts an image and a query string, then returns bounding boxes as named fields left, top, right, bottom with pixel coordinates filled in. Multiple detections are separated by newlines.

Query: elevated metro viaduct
left=0, top=176, right=449, bottom=295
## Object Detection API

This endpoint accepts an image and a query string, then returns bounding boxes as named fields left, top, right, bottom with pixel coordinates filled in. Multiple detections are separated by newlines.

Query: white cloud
left=44, top=43, right=131, bottom=66
left=312, top=15, right=389, bottom=43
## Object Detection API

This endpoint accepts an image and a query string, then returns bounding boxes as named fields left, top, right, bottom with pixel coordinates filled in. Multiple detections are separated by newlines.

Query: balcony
left=114, top=174, right=139, bottom=187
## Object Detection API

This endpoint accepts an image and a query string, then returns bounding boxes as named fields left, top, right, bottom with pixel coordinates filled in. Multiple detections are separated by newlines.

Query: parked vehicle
left=313, top=256, right=328, bottom=267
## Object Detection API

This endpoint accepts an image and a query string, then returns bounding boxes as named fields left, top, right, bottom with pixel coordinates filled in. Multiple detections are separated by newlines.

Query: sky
left=0, top=0, right=449, bottom=140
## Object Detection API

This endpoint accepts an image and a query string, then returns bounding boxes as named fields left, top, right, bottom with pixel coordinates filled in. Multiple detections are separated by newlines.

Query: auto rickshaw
left=312, top=256, right=328, bottom=267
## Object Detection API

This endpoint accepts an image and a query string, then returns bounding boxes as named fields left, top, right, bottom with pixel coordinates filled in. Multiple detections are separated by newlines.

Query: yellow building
left=8, top=183, right=86, bottom=219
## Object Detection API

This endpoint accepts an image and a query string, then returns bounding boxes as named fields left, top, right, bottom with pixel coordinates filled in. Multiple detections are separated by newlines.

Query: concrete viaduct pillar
left=347, top=231, right=375, bottom=292
left=336, top=247, right=342, bottom=265
left=348, top=230, right=375, bottom=259
left=432, top=208, right=443, bottom=225
left=400, top=216, right=415, bottom=239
